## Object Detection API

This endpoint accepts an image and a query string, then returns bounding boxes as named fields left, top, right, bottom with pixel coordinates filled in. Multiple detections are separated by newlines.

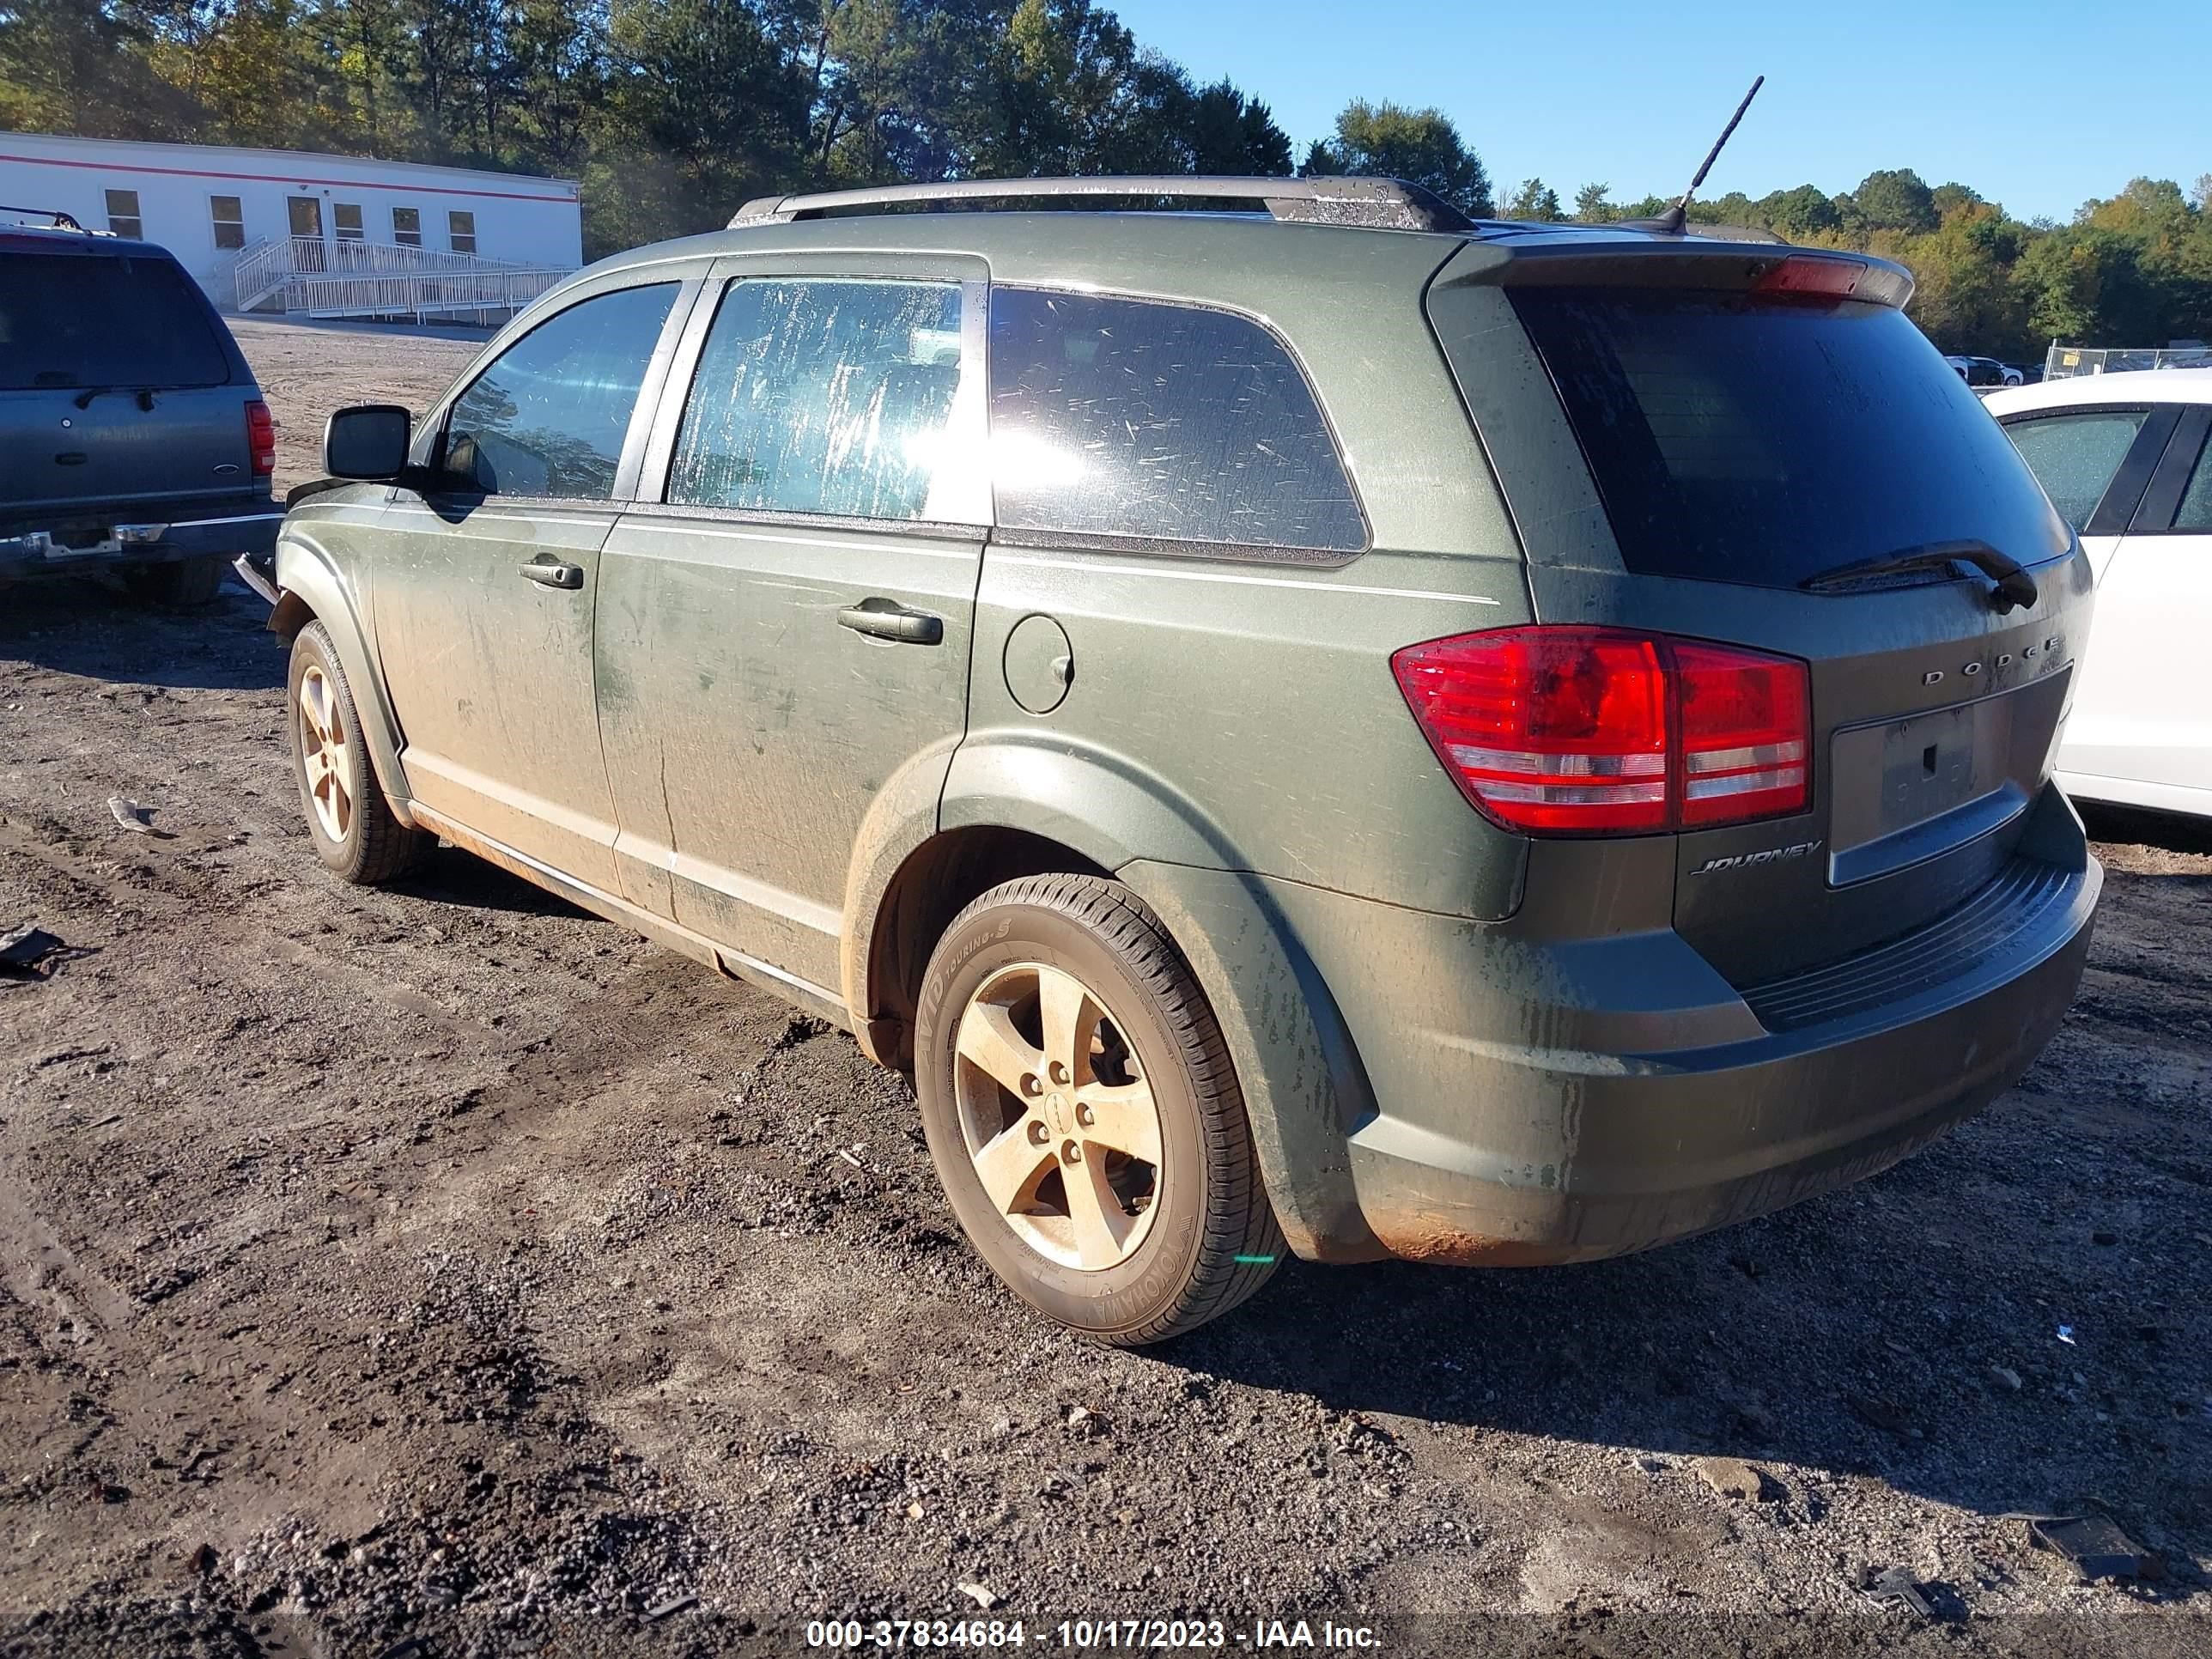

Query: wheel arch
left=270, top=530, right=416, bottom=819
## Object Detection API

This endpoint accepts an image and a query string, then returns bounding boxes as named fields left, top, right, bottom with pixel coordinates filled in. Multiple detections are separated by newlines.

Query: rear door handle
left=519, top=561, right=584, bottom=589
left=838, top=600, right=943, bottom=646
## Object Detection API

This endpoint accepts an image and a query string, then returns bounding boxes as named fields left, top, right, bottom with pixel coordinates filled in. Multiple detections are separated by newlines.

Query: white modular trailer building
left=0, top=133, right=581, bottom=318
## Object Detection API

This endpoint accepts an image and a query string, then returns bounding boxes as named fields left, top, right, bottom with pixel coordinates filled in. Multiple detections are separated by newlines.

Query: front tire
left=287, top=621, right=430, bottom=884
left=915, top=873, right=1284, bottom=1345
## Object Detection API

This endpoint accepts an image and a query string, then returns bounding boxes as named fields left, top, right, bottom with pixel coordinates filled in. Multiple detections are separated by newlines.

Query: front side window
left=448, top=210, right=476, bottom=255
left=105, top=189, right=143, bottom=240
left=392, top=206, right=422, bottom=247
left=333, top=204, right=364, bottom=241
left=442, top=283, right=678, bottom=501
left=668, top=278, right=975, bottom=521
left=987, top=287, right=1364, bottom=555
left=2003, top=409, right=2152, bottom=528
left=210, top=195, right=245, bottom=251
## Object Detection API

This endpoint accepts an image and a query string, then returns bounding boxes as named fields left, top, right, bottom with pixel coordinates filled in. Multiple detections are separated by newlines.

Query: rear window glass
left=1511, top=288, right=2069, bottom=586
left=0, top=251, right=230, bottom=391
left=988, top=287, right=1364, bottom=556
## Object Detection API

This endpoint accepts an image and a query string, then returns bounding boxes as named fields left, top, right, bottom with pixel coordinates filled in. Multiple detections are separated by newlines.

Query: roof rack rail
left=0, top=205, right=87, bottom=231
left=729, top=175, right=1474, bottom=234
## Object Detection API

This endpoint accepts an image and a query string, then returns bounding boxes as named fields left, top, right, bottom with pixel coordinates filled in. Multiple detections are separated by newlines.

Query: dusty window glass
left=442, top=283, right=677, bottom=501
left=104, top=189, right=143, bottom=240
left=2174, top=440, right=2212, bottom=532
left=2004, top=410, right=2151, bottom=527
left=448, top=210, right=476, bottom=255
left=392, top=206, right=422, bottom=246
left=987, top=287, right=1364, bottom=554
left=210, top=195, right=245, bottom=251
left=333, top=204, right=365, bottom=240
left=668, top=278, right=972, bottom=521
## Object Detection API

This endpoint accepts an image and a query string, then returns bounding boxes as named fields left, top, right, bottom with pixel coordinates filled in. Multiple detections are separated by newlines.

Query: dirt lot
left=3, top=318, right=2209, bottom=1657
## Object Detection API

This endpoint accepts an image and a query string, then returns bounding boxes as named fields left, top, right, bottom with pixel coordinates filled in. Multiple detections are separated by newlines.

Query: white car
left=1985, top=369, right=2212, bottom=817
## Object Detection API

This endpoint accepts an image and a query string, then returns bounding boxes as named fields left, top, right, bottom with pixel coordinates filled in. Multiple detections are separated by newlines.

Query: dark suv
left=266, top=176, right=2100, bottom=1343
left=1, top=215, right=281, bottom=605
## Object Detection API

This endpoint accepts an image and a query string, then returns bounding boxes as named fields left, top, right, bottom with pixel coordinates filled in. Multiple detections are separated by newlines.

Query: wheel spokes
left=1035, top=963, right=1097, bottom=1088
left=1063, top=1148, right=1136, bottom=1269
left=1075, top=1079, right=1160, bottom=1167
left=971, top=1116, right=1056, bottom=1215
left=957, top=997, right=1043, bottom=1098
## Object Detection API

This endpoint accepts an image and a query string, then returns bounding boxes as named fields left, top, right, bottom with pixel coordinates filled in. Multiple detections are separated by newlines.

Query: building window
left=392, top=206, right=422, bottom=247
left=447, top=210, right=476, bottom=256
left=210, top=195, right=246, bottom=251
left=105, top=188, right=143, bottom=240
left=333, top=204, right=364, bottom=241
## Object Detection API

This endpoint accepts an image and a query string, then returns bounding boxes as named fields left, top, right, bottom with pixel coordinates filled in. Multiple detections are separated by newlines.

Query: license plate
left=1827, top=687, right=2034, bottom=884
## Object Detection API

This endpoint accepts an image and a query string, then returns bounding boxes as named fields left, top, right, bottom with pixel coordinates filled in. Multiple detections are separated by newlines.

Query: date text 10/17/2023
left=804, top=1619, right=1384, bottom=1650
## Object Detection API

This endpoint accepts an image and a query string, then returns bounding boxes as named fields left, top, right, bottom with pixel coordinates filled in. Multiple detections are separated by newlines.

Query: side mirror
left=325, top=404, right=412, bottom=481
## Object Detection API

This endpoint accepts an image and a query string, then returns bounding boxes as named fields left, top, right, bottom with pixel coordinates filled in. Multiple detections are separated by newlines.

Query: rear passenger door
left=597, top=258, right=990, bottom=993
left=2002, top=404, right=2202, bottom=799
left=2069, top=405, right=2212, bottom=801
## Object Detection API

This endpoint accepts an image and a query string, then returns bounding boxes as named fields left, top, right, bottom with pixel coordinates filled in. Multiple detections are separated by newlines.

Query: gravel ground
left=2, top=319, right=2209, bottom=1658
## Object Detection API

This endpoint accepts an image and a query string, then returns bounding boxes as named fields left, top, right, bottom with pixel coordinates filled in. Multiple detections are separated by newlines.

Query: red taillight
left=246, top=398, right=276, bottom=477
left=1391, top=626, right=1809, bottom=836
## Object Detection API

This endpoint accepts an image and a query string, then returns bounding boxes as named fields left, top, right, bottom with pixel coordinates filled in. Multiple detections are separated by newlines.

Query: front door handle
left=519, top=560, right=584, bottom=590
left=838, top=599, right=943, bottom=646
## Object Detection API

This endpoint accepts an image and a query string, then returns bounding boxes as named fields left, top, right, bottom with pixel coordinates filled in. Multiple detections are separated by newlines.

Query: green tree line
left=4, top=0, right=2206, bottom=357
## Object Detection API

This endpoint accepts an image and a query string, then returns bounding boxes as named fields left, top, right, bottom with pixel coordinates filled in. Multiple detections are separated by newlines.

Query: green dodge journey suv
left=266, top=175, right=2101, bottom=1344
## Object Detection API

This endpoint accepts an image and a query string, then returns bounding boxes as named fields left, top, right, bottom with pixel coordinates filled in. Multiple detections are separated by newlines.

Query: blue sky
left=1109, top=1, right=2209, bottom=222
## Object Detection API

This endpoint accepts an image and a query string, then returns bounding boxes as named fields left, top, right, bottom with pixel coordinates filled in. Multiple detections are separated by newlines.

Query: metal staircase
left=229, top=236, right=569, bottom=323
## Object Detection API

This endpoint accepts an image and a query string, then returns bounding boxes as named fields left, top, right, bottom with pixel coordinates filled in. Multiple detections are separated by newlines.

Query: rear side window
left=0, top=251, right=228, bottom=390
left=2003, top=410, right=2150, bottom=527
left=442, top=283, right=678, bottom=501
left=988, top=287, right=1364, bottom=556
left=667, top=278, right=975, bottom=521
left=2175, top=441, right=2212, bottom=532
left=1512, top=288, right=2070, bottom=586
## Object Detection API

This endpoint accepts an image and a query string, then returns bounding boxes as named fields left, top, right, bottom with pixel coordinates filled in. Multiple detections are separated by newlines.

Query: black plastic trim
left=2128, top=405, right=2212, bottom=534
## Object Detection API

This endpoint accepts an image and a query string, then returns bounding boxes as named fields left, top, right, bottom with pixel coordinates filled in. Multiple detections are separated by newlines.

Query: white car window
left=2006, top=410, right=2150, bottom=527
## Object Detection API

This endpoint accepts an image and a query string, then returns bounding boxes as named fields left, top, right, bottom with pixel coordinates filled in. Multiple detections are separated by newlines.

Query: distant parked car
left=1987, top=368, right=2212, bottom=817
left=1945, top=354, right=2017, bottom=387
left=0, top=213, right=280, bottom=605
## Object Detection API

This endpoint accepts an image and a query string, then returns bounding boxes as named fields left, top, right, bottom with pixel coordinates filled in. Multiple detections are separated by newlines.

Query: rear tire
left=915, top=873, right=1284, bottom=1346
left=124, top=556, right=229, bottom=608
left=288, top=621, right=430, bottom=885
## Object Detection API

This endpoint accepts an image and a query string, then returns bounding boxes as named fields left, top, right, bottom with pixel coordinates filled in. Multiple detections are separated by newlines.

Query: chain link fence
left=2044, top=343, right=2212, bottom=379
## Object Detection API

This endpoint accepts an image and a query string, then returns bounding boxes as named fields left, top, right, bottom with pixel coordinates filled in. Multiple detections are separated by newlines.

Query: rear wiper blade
left=1800, top=538, right=2038, bottom=614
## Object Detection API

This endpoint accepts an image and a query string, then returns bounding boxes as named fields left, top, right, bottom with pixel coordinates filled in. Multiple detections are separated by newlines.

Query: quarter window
left=448, top=210, right=477, bottom=255
left=987, top=287, right=1364, bottom=555
left=392, top=206, right=422, bottom=246
left=2004, top=410, right=2153, bottom=528
left=210, top=195, right=245, bottom=251
left=333, top=204, right=364, bottom=241
left=442, top=283, right=678, bottom=501
left=668, top=278, right=977, bottom=522
left=104, top=189, right=143, bottom=240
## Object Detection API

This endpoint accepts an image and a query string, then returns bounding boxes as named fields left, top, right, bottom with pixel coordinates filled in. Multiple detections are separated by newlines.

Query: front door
left=286, top=197, right=325, bottom=271
left=596, top=262, right=990, bottom=992
left=374, top=278, right=690, bottom=891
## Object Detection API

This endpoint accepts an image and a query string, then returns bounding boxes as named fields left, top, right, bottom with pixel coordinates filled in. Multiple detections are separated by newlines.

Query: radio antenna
left=1642, top=75, right=1764, bottom=234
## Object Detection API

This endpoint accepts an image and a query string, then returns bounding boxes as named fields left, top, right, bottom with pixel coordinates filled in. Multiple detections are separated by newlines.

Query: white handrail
left=232, top=235, right=571, bottom=318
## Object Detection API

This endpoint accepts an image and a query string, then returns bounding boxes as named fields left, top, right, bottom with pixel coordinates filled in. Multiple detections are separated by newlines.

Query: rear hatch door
left=1, top=242, right=251, bottom=523
left=1429, top=242, right=2090, bottom=986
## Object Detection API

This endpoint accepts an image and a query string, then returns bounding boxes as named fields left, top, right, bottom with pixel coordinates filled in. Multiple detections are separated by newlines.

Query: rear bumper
left=0, top=506, right=283, bottom=578
left=1244, top=782, right=2101, bottom=1265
